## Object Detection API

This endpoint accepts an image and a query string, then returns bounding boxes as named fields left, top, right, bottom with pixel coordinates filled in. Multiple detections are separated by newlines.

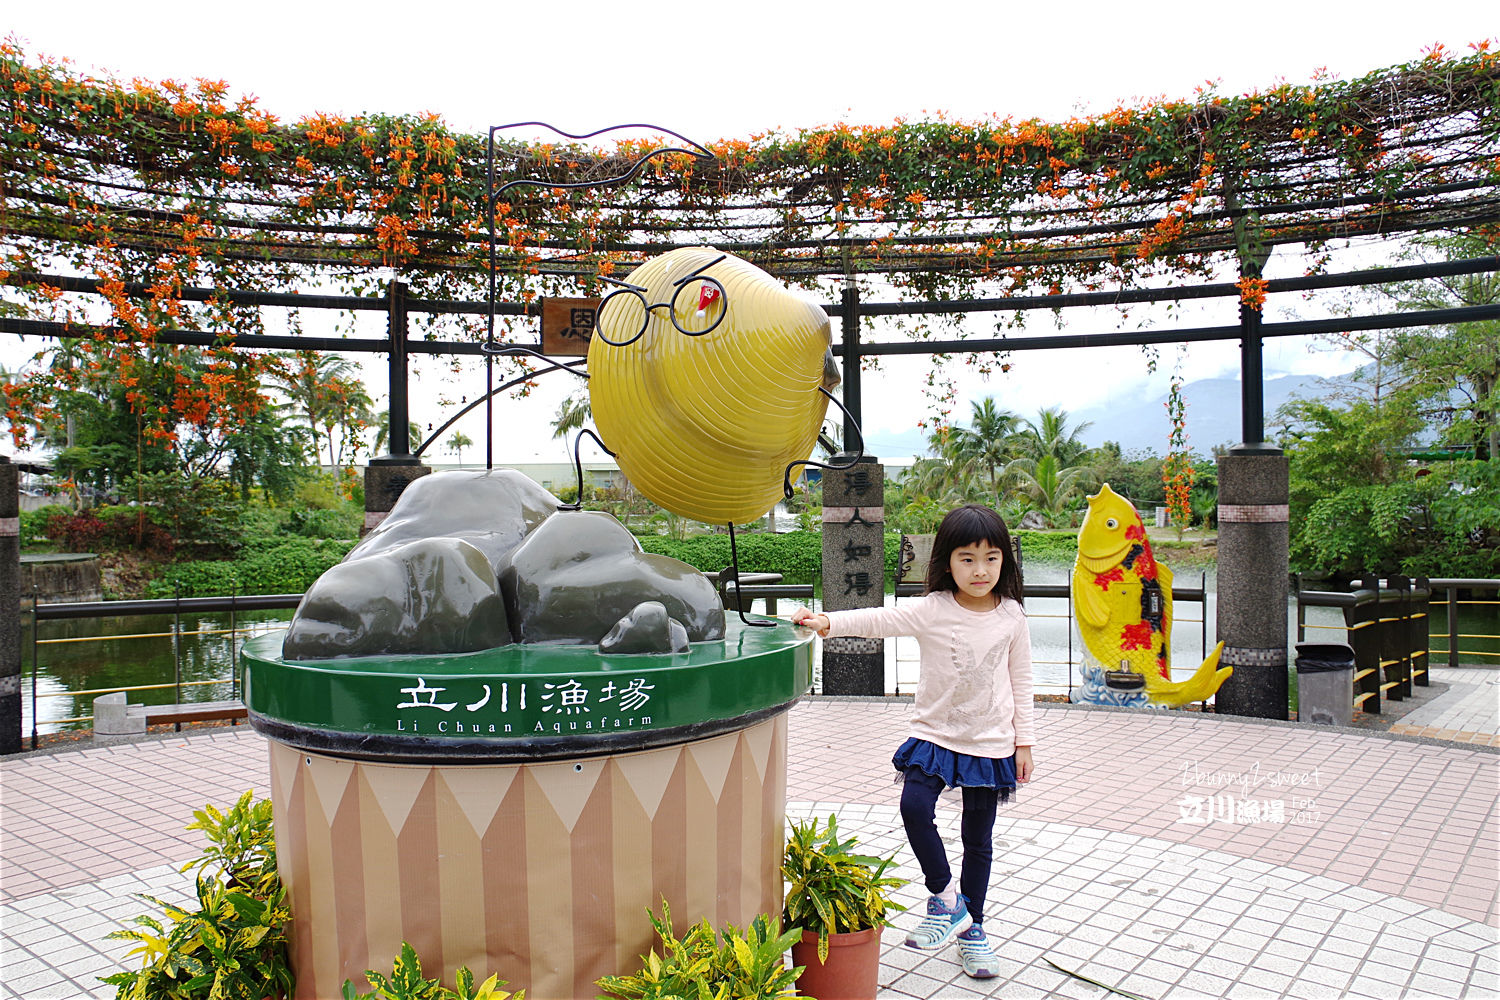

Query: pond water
left=17, top=563, right=1497, bottom=735
left=20, top=609, right=293, bottom=737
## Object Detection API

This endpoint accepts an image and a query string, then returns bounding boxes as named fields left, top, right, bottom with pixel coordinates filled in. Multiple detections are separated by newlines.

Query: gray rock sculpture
left=500, top=510, right=726, bottom=645
left=599, top=601, right=691, bottom=654
left=350, top=469, right=559, bottom=575
left=283, top=537, right=510, bottom=659
left=282, top=470, right=726, bottom=658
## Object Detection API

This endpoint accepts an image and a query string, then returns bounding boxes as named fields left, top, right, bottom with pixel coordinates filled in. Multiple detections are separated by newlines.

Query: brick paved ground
left=3, top=698, right=1497, bottom=999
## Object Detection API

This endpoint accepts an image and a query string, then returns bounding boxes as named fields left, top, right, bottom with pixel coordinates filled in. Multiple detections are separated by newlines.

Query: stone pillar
left=363, top=459, right=431, bottom=536
left=1, top=457, right=19, bottom=754
left=1214, top=451, right=1290, bottom=719
left=820, top=457, right=884, bottom=695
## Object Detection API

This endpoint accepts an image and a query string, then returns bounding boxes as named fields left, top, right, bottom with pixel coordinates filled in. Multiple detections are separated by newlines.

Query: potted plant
left=782, top=814, right=906, bottom=1000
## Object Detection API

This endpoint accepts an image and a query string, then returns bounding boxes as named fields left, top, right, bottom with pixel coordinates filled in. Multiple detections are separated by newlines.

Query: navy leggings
left=899, top=770, right=997, bottom=925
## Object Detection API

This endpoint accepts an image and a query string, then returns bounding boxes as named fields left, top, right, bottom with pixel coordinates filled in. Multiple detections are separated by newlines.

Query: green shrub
left=343, top=942, right=520, bottom=1000
left=233, top=504, right=291, bottom=544
left=595, top=902, right=801, bottom=1000
left=781, top=814, right=905, bottom=963
left=101, top=791, right=293, bottom=1000
left=129, top=472, right=245, bottom=553
left=19, top=503, right=69, bottom=549
left=1014, top=531, right=1078, bottom=564
left=286, top=505, right=362, bottom=540
left=295, top=473, right=354, bottom=510
left=148, top=538, right=356, bottom=597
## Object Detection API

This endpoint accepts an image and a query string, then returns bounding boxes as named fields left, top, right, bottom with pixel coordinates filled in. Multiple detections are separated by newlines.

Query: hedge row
left=142, top=528, right=1085, bottom=599
left=147, top=538, right=356, bottom=597
left=634, top=531, right=897, bottom=586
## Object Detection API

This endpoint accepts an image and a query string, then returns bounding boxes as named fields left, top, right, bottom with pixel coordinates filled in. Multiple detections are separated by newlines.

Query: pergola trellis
left=1, top=43, right=1494, bottom=292
left=1, top=42, right=1497, bottom=458
left=1, top=40, right=1498, bottom=731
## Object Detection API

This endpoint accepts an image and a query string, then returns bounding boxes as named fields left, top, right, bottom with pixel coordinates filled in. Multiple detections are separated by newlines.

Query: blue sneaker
left=905, top=893, right=972, bottom=950
left=956, top=925, right=999, bottom=978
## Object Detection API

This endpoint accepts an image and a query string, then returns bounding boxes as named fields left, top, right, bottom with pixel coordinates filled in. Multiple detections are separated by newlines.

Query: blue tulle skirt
left=892, top=737, right=1017, bottom=800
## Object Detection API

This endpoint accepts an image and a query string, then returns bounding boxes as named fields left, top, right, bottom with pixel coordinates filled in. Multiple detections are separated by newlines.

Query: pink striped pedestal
left=267, top=713, right=789, bottom=999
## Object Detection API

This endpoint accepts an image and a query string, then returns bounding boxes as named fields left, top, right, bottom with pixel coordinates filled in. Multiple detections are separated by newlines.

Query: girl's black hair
left=924, top=503, right=1024, bottom=607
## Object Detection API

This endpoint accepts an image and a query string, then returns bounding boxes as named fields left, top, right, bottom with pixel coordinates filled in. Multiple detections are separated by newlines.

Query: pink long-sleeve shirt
left=824, top=591, right=1036, bottom=758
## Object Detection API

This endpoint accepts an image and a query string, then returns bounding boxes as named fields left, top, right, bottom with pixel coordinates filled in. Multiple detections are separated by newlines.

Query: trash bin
left=1295, top=643, right=1355, bottom=726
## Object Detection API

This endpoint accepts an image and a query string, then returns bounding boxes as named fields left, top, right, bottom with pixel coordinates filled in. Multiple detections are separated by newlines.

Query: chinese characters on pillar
left=821, top=462, right=884, bottom=613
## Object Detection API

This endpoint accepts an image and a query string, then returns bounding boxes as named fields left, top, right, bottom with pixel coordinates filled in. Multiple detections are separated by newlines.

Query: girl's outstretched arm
left=808, top=595, right=936, bottom=640
left=790, top=609, right=831, bottom=636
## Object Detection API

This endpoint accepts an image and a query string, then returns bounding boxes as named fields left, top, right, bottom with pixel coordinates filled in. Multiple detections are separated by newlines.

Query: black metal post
left=386, top=280, right=411, bottom=460
left=1448, top=586, right=1459, bottom=667
left=0, top=456, right=18, bottom=754
left=230, top=580, right=238, bottom=721
left=364, top=280, right=428, bottom=531
left=1239, top=263, right=1266, bottom=448
left=30, top=591, right=38, bottom=750
left=840, top=279, right=861, bottom=445
left=173, top=583, right=182, bottom=731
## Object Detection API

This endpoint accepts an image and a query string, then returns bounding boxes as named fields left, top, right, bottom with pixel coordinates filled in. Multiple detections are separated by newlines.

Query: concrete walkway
left=3, top=698, right=1497, bottom=999
left=1387, top=667, right=1500, bottom=746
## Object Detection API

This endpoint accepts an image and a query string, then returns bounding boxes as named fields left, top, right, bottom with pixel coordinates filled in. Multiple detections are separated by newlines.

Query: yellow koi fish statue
left=587, top=246, right=837, bottom=526
left=1071, top=483, right=1231, bottom=708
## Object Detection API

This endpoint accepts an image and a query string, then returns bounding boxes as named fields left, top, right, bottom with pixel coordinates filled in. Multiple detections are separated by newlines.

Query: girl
left=793, top=503, right=1035, bottom=980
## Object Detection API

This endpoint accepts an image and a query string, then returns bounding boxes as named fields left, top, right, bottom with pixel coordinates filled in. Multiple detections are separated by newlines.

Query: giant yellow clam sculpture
left=587, top=246, right=838, bottom=525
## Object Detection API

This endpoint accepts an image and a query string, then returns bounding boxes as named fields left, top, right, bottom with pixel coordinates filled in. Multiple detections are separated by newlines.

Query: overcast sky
left=4, top=1, right=1495, bottom=464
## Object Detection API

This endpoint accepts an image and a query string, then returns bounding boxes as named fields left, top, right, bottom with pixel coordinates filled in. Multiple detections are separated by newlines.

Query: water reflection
left=20, top=610, right=292, bottom=735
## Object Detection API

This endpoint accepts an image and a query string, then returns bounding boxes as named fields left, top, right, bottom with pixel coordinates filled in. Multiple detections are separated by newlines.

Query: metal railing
left=24, top=590, right=302, bottom=747
left=1427, top=578, right=1500, bottom=666
left=22, top=575, right=1217, bottom=741
left=1296, top=576, right=1500, bottom=716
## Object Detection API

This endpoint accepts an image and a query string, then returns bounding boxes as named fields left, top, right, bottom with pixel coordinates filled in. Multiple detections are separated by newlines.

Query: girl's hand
left=790, top=607, right=831, bottom=637
left=1015, top=746, right=1034, bottom=783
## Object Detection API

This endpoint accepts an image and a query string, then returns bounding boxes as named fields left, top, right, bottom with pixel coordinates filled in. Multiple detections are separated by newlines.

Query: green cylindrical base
left=247, top=622, right=812, bottom=999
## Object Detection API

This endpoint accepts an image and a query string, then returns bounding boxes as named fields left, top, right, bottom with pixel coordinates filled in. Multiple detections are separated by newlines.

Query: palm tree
left=374, top=417, right=424, bottom=457
left=271, top=351, right=372, bottom=467
left=552, top=391, right=592, bottom=440
left=446, top=431, right=473, bottom=465
left=949, top=398, right=1021, bottom=503
left=1003, top=454, right=1096, bottom=525
left=1018, top=406, right=1093, bottom=466
left=904, top=426, right=975, bottom=497
left=323, top=379, right=374, bottom=466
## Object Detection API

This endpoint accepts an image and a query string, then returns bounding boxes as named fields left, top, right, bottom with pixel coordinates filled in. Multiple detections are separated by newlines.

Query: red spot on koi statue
left=1119, top=621, right=1154, bottom=650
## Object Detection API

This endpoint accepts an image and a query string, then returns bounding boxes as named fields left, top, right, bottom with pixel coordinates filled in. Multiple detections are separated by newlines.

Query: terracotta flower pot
left=790, top=926, right=881, bottom=1000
